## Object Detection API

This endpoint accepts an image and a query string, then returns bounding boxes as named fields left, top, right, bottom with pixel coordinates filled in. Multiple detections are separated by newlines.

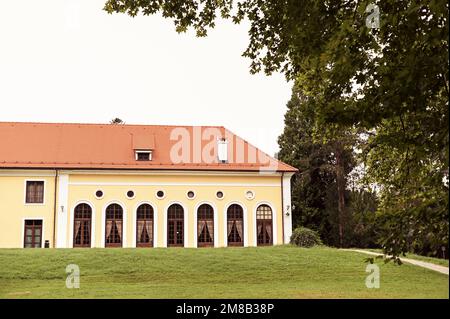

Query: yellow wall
left=0, top=170, right=285, bottom=248
left=0, top=173, right=56, bottom=248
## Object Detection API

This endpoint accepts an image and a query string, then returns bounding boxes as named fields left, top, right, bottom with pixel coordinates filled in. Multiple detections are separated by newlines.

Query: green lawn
left=0, top=246, right=448, bottom=299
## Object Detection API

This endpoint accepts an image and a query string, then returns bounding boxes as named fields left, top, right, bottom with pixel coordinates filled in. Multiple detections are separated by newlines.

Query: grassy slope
left=0, top=246, right=448, bottom=299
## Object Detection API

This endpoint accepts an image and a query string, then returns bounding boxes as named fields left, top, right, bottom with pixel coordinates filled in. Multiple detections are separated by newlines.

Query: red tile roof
left=0, top=122, right=297, bottom=172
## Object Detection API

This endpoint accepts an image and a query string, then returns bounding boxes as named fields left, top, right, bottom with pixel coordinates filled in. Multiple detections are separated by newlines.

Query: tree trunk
left=335, top=144, right=346, bottom=248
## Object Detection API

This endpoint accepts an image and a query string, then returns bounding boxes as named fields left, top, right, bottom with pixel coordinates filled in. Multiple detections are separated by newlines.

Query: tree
left=104, top=0, right=449, bottom=258
left=346, top=188, right=378, bottom=249
left=278, top=87, right=359, bottom=247
left=278, top=89, right=335, bottom=242
left=110, top=118, right=125, bottom=124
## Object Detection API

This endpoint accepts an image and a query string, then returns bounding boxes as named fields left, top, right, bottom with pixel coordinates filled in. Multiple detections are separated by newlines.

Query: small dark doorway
left=136, top=204, right=154, bottom=247
left=256, top=204, right=273, bottom=246
left=167, top=204, right=184, bottom=247
left=227, top=204, right=244, bottom=246
left=74, top=203, right=92, bottom=248
left=105, top=204, right=123, bottom=247
left=24, top=220, right=43, bottom=248
left=197, top=204, right=214, bottom=247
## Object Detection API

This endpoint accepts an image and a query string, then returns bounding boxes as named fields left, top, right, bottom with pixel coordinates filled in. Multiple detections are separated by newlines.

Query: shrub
left=290, top=227, right=322, bottom=247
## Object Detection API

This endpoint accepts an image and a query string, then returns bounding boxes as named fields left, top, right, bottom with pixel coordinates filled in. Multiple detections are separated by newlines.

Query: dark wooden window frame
left=25, top=180, right=45, bottom=204
left=256, top=204, right=273, bottom=246
left=136, top=204, right=154, bottom=248
left=227, top=204, right=244, bottom=247
left=73, top=203, right=92, bottom=248
left=197, top=204, right=214, bottom=247
left=167, top=204, right=184, bottom=247
left=24, top=219, right=43, bottom=248
left=105, top=204, right=123, bottom=248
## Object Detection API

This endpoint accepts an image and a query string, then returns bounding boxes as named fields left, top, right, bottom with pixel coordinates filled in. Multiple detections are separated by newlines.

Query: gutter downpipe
left=52, top=169, right=58, bottom=248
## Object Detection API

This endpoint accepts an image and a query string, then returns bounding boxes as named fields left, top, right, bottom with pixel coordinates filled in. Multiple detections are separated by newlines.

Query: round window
left=187, top=191, right=195, bottom=199
left=216, top=191, right=224, bottom=199
left=126, top=190, right=135, bottom=199
left=95, top=190, right=103, bottom=199
left=245, top=190, right=255, bottom=200
left=156, top=190, right=165, bottom=199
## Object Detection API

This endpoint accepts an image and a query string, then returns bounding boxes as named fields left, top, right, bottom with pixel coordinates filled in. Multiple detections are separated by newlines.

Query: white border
left=23, top=179, right=46, bottom=205
left=69, top=200, right=96, bottom=248
left=21, top=217, right=45, bottom=248
left=215, top=190, right=225, bottom=200
left=245, top=190, right=255, bottom=200
left=95, top=190, right=104, bottom=200
left=101, top=201, right=127, bottom=248
left=193, top=201, right=218, bottom=248
left=61, top=170, right=283, bottom=177
left=282, top=173, right=294, bottom=243
left=186, top=190, right=196, bottom=200
left=132, top=201, right=158, bottom=248
left=125, top=190, right=136, bottom=200
left=155, top=190, right=166, bottom=200
left=253, top=201, right=277, bottom=246
left=163, top=201, right=188, bottom=247
left=223, top=201, right=248, bottom=247
left=56, top=174, right=69, bottom=248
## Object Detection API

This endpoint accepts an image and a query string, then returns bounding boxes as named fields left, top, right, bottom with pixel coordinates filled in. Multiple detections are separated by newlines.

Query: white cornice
left=60, top=169, right=283, bottom=177
left=0, top=169, right=56, bottom=177
left=69, top=182, right=280, bottom=187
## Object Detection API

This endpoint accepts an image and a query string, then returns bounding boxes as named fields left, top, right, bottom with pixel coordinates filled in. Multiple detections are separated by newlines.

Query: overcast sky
left=0, top=0, right=292, bottom=156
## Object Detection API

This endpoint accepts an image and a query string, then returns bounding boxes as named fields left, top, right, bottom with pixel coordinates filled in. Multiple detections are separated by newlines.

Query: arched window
left=227, top=204, right=244, bottom=246
left=197, top=204, right=214, bottom=247
left=256, top=204, right=273, bottom=246
left=74, top=203, right=92, bottom=248
left=167, top=204, right=184, bottom=247
left=136, top=204, right=154, bottom=247
left=105, top=204, right=123, bottom=247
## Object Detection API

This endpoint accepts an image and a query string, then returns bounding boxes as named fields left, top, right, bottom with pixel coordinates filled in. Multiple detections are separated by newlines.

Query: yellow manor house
left=0, top=122, right=297, bottom=249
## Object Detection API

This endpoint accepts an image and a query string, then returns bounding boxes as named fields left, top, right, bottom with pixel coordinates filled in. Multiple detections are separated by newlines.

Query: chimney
left=217, top=138, right=228, bottom=163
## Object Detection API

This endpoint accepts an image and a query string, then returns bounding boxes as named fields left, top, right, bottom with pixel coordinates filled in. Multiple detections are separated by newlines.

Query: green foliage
left=290, top=227, right=322, bottom=247
left=375, top=185, right=449, bottom=259
left=362, top=113, right=449, bottom=258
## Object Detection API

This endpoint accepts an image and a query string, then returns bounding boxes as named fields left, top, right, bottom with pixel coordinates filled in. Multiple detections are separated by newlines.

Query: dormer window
left=132, top=133, right=155, bottom=162
left=135, top=150, right=152, bottom=161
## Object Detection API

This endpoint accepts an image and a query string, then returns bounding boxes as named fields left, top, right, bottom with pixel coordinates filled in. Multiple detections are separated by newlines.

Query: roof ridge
left=0, top=121, right=225, bottom=129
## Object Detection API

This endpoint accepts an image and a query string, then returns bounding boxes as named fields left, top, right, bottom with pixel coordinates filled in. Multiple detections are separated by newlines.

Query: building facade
left=0, top=122, right=297, bottom=248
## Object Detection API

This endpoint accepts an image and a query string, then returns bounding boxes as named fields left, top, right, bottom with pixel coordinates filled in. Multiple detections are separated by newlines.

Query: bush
left=290, top=227, right=322, bottom=247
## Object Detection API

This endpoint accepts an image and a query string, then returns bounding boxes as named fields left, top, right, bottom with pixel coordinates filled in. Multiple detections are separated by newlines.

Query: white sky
left=0, top=0, right=292, bottom=156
